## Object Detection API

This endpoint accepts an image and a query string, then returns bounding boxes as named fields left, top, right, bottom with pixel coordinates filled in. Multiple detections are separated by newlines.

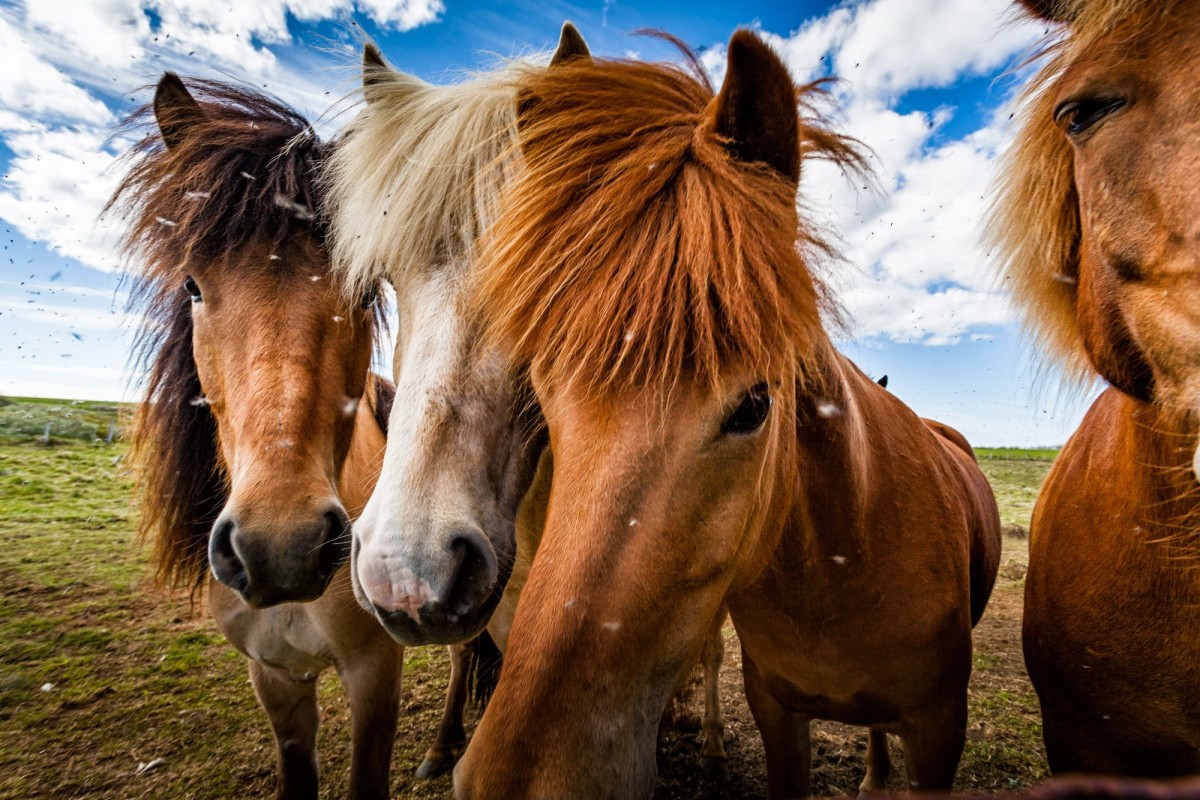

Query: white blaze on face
left=1192, top=438, right=1200, bottom=485
left=353, top=270, right=466, bottom=612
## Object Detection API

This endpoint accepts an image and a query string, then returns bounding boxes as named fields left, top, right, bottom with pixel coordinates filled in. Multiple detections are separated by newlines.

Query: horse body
left=458, top=33, right=1000, bottom=798
left=731, top=357, right=1000, bottom=795
left=992, top=0, right=1200, bottom=777
left=206, top=394, right=405, bottom=800
left=114, top=74, right=483, bottom=797
left=1024, top=388, right=1200, bottom=776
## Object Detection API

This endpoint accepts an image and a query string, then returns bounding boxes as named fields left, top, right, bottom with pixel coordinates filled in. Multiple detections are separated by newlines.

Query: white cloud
left=0, top=127, right=126, bottom=272
left=24, top=0, right=151, bottom=72
left=357, top=0, right=445, bottom=30
left=731, top=0, right=1044, bottom=346
left=0, top=16, right=113, bottom=127
left=832, top=0, right=1033, bottom=98
left=0, top=0, right=451, bottom=276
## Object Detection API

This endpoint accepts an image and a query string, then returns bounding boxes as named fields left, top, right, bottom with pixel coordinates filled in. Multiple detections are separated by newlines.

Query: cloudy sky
left=0, top=0, right=1096, bottom=445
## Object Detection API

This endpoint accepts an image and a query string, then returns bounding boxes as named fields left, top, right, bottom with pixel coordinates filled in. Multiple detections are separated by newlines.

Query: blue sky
left=0, top=0, right=1095, bottom=445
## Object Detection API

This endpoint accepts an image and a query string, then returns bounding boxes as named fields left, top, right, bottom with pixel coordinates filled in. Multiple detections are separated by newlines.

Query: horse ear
left=550, top=21, right=590, bottom=66
left=1016, top=0, right=1072, bottom=22
left=153, top=73, right=204, bottom=151
left=710, top=30, right=800, bottom=183
left=517, top=23, right=591, bottom=133
left=362, top=43, right=393, bottom=106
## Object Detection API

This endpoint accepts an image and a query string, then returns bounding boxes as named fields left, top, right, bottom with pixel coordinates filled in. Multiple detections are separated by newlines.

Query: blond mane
left=474, top=53, right=863, bottom=398
left=988, top=0, right=1177, bottom=382
left=323, top=54, right=547, bottom=297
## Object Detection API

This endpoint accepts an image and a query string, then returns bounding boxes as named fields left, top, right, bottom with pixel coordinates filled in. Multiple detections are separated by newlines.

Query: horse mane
left=474, top=46, right=863, bottom=398
left=988, top=0, right=1177, bottom=383
left=109, top=77, right=331, bottom=592
left=324, top=55, right=547, bottom=298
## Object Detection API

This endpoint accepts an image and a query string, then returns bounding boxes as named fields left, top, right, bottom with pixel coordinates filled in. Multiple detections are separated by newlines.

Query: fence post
left=39, top=422, right=52, bottom=446
left=106, top=422, right=116, bottom=445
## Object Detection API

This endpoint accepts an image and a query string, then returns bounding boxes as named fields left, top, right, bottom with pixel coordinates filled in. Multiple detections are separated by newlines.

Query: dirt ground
left=0, top=438, right=1050, bottom=799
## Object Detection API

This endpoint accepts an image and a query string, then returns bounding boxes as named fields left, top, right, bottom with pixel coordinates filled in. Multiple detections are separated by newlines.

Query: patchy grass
left=0, top=402, right=1057, bottom=798
left=978, top=454, right=1056, bottom=530
left=0, top=396, right=130, bottom=445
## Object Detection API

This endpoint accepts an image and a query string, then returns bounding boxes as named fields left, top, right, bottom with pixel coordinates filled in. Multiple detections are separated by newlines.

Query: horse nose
left=209, top=501, right=351, bottom=606
left=446, top=527, right=497, bottom=612
left=316, top=505, right=352, bottom=581
left=358, top=524, right=498, bottom=627
left=209, top=515, right=249, bottom=594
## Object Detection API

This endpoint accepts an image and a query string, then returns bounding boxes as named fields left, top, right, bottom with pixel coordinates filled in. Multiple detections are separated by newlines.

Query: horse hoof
left=415, top=754, right=455, bottom=780
left=701, top=756, right=731, bottom=784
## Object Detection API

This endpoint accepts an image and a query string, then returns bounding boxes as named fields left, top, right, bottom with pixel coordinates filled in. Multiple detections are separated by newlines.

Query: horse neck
left=1118, top=391, right=1200, bottom=524
left=777, top=349, right=891, bottom=563
left=338, top=384, right=387, bottom=519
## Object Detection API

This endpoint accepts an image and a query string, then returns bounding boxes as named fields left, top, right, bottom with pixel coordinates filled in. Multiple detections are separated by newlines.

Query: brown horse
left=113, top=73, right=483, bottom=797
left=460, top=31, right=1001, bottom=798
left=993, top=0, right=1200, bottom=778
left=331, top=31, right=734, bottom=782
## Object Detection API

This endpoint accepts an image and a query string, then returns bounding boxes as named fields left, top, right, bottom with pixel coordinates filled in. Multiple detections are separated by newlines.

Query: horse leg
left=416, top=642, right=471, bottom=779
left=743, top=648, right=810, bottom=799
left=699, top=607, right=730, bottom=783
left=898, top=701, right=966, bottom=792
left=248, top=660, right=320, bottom=800
left=859, top=728, right=891, bottom=796
left=343, top=642, right=403, bottom=800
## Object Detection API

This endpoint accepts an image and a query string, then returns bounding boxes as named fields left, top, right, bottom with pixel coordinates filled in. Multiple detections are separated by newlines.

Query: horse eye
left=722, top=383, right=771, bottom=436
left=183, top=276, right=202, bottom=302
left=1054, top=97, right=1126, bottom=137
left=360, top=285, right=378, bottom=309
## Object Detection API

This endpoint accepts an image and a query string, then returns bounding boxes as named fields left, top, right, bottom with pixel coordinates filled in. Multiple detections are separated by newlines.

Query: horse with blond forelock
left=993, top=0, right=1200, bottom=777
left=326, top=27, right=736, bottom=782
left=458, top=30, right=1001, bottom=799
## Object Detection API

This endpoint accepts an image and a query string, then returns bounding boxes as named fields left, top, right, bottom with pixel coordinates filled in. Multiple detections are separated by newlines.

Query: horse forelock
left=474, top=52, right=862, bottom=401
left=108, top=78, right=327, bottom=282
left=989, top=0, right=1179, bottom=385
left=323, top=57, right=547, bottom=301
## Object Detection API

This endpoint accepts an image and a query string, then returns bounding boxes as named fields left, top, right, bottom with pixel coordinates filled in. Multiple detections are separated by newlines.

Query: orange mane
left=474, top=47, right=862, bottom=398
left=988, top=0, right=1177, bottom=382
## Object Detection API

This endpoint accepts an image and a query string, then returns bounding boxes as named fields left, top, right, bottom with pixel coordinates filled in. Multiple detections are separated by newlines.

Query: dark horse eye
left=360, top=283, right=378, bottom=309
left=183, top=276, right=202, bottom=302
left=722, top=383, right=771, bottom=436
left=1054, top=97, right=1126, bottom=137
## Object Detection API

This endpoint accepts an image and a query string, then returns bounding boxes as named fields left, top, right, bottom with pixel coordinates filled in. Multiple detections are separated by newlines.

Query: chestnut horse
left=113, top=74, right=483, bottom=796
left=993, top=0, right=1200, bottom=777
left=459, top=32, right=1001, bottom=798
left=327, top=31, right=734, bottom=781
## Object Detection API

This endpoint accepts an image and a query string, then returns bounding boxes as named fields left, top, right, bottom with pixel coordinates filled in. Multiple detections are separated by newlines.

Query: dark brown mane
left=107, top=77, right=326, bottom=271
left=110, top=77, right=336, bottom=592
left=475, top=44, right=863, bottom=397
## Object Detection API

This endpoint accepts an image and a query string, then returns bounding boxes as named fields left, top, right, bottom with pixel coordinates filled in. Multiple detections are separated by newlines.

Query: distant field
left=976, top=447, right=1059, bottom=462
left=0, top=397, right=1056, bottom=798
left=0, top=395, right=130, bottom=445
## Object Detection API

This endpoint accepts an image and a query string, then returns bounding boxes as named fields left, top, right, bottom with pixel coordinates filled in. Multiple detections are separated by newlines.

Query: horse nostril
left=316, top=507, right=351, bottom=580
left=209, top=516, right=249, bottom=593
left=446, top=530, right=497, bottom=613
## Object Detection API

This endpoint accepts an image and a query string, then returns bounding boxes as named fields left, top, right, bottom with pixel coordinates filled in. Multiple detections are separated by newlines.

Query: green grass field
left=0, top=397, right=1057, bottom=798
left=0, top=396, right=128, bottom=445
